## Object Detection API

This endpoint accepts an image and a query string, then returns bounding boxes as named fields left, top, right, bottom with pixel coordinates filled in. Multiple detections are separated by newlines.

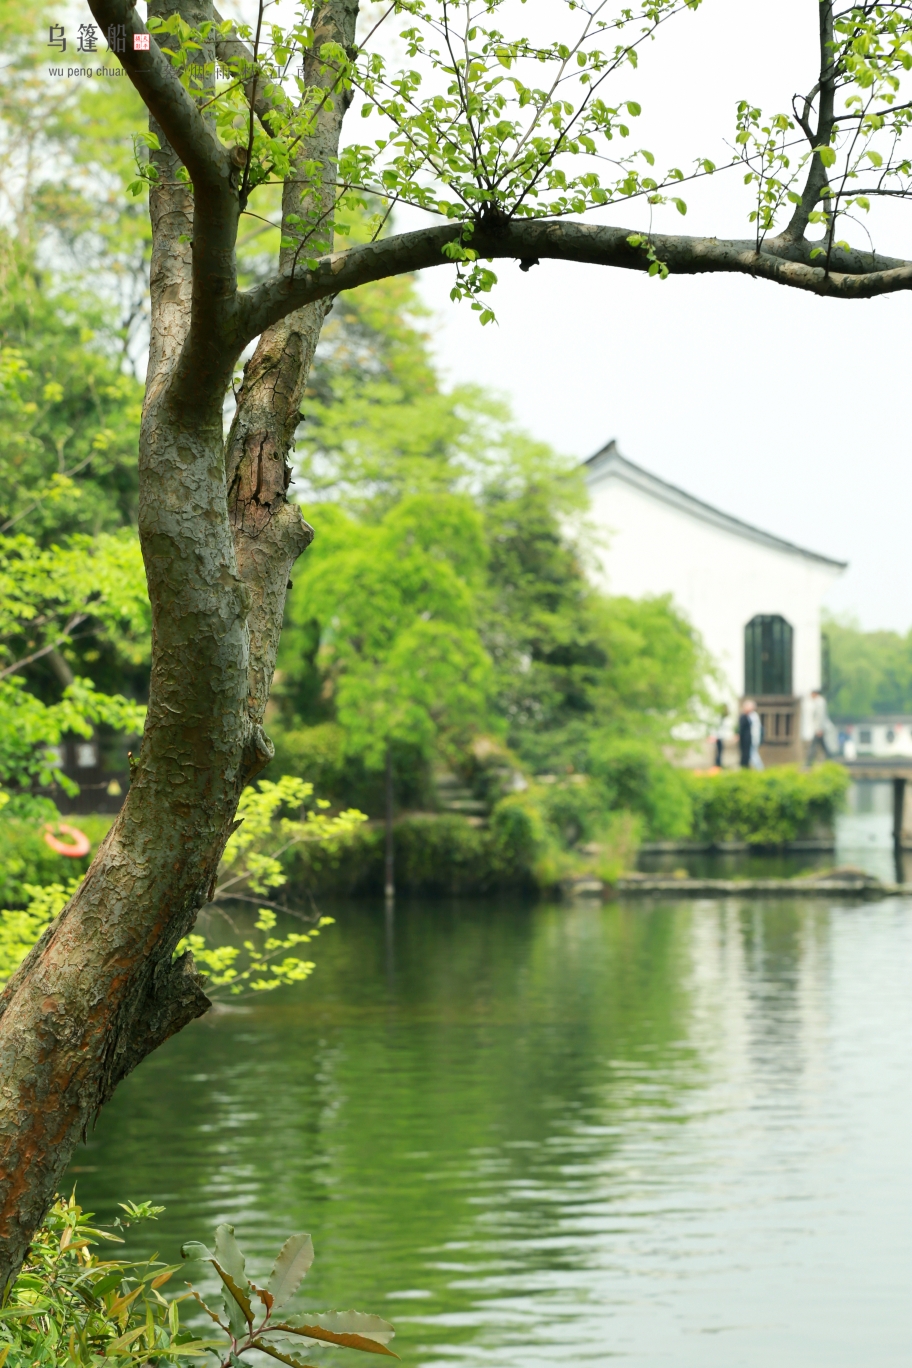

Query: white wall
left=586, top=475, right=842, bottom=702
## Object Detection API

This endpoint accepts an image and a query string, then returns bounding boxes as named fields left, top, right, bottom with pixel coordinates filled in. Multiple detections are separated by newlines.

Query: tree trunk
left=384, top=746, right=395, bottom=901
left=0, top=0, right=358, bottom=1289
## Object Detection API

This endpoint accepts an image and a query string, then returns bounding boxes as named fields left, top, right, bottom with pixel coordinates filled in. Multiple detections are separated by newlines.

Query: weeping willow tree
left=1, top=0, right=911, bottom=1283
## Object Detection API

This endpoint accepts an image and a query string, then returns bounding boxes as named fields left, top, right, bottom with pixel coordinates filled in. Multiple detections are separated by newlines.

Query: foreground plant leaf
left=182, top=1227, right=253, bottom=1339
left=267, top=1232, right=314, bottom=1308
left=213, top=1222, right=250, bottom=1292
left=271, top=1309, right=398, bottom=1356
left=253, top=1340, right=319, bottom=1368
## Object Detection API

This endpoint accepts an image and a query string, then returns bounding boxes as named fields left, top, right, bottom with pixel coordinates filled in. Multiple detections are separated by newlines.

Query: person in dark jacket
left=739, top=699, right=755, bottom=769
left=712, top=706, right=728, bottom=768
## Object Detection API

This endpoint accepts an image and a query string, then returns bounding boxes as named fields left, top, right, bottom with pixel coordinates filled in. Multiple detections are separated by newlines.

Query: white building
left=584, top=441, right=846, bottom=761
left=840, top=717, right=912, bottom=760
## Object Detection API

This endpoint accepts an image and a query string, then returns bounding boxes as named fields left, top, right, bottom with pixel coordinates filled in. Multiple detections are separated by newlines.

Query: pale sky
left=226, top=0, right=912, bottom=629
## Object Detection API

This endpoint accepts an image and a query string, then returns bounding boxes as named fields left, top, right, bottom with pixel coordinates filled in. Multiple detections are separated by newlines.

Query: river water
left=70, top=895, right=911, bottom=1367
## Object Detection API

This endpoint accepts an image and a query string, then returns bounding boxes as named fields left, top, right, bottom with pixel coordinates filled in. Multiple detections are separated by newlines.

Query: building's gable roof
left=584, top=440, right=847, bottom=570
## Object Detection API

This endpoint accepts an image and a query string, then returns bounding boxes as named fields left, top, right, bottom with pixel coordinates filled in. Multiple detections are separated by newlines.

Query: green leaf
left=208, top=1270, right=253, bottom=1333
left=220, top=1286, right=252, bottom=1339
left=273, top=1310, right=397, bottom=1356
left=267, top=1233, right=314, bottom=1308
left=183, top=1228, right=252, bottom=1329
left=188, top=1288, right=228, bottom=1328
left=106, top=1324, right=147, bottom=1353
left=214, top=1223, right=249, bottom=1292
left=818, top=144, right=837, bottom=167
left=91, top=1270, right=126, bottom=1297
left=253, top=1341, right=319, bottom=1368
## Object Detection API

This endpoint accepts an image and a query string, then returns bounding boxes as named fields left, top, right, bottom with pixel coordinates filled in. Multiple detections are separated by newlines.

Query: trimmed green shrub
left=587, top=736, right=694, bottom=839
left=538, top=778, right=612, bottom=848
left=687, top=763, right=849, bottom=845
left=398, top=812, right=535, bottom=892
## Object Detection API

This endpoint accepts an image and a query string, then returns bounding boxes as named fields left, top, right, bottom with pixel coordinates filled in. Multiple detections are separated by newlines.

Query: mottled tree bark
left=226, top=0, right=355, bottom=724
left=0, top=0, right=357, bottom=1289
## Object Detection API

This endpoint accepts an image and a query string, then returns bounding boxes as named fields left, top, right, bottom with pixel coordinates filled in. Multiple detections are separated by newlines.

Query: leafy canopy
left=176, top=776, right=366, bottom=997
left=295, top=495, right=492, bottom=770
left=0, top=246, right=143, bottom=541
left=0, top=532, right=148, bottom=798
left=0, top=678, right=143, bottom=798
left=132, top=1, right=912, bottom=318
left=0, top=532, right=150, bottom=679
left=824, top=613, right=912, bottom=716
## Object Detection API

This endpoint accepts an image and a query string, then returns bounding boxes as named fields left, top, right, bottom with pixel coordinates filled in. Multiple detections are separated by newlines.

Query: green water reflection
left=69, top=896, right=912, bottom=1367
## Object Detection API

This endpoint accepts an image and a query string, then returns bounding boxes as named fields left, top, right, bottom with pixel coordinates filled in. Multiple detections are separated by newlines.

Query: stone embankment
left=562, top=869, right=912, bottom=899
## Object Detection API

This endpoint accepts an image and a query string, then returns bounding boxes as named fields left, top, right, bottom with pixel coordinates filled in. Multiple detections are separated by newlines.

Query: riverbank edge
left=569, top=873, right=912, bottom=898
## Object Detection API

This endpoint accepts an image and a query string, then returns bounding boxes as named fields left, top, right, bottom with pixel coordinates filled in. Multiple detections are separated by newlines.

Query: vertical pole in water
left=385, top=744, right=395, bottom=901
left=892, top=777, right=905, bottom=884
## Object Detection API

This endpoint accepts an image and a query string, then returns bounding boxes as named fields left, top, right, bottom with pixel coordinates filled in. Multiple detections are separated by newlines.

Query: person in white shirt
left=749, top=704, right=764, bottom=770
left=712, top=706, right=729, bottom=768
left=805, top=689, right=831, bottom=767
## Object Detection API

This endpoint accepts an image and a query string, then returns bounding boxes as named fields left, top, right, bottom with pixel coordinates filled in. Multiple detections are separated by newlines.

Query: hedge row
left=685, top=763, right=850, bottom=846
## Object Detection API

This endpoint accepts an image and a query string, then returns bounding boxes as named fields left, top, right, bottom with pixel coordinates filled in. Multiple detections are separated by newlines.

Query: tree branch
left=239, top=217, right=912, bottom=343
left=89, top=0, right=243, bottom=402
left=0, top=615, right=88, bottom=682
left=87, top=0, right=232, bottom=194
left=227, top=0, right=359, bottom=749
left=212, top=5, right=289, bottom=137
left=783, top=0, right=836, bottom=241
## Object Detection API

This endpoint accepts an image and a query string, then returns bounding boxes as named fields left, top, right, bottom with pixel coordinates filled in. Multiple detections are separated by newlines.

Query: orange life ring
left=43, top=823, right=91, bottom=858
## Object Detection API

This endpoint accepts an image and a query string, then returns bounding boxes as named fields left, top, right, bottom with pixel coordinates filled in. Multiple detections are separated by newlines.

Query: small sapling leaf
left=213, top=1223, right=249, bottom=1291
left=273, top=1309, right=397, bottom=1356
left=253, top=1341, right=318, bottom=1368
left=267, top=1233, right=315, bottom=1308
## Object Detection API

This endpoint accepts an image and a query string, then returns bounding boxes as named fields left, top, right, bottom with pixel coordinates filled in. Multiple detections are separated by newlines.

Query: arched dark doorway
left=745, top=615, right=793, bottom=696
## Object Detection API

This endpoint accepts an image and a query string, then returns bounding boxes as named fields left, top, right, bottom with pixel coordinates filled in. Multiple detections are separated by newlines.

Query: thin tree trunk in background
left=385, top=745, right=395, bottom=900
